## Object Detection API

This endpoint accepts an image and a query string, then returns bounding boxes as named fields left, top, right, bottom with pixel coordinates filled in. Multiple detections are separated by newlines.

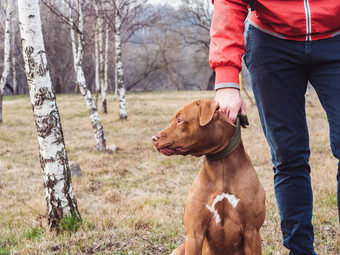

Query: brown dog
left=152, top=99, right=265, bottom=255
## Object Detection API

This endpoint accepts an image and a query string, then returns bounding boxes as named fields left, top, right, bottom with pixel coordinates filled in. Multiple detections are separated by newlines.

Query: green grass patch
left=316, top=192, right=337, bottom=207
left=0, top=245, right=10, bottom=255
left=160, top=157, right=188, bottom=167
left=0, top=233, right=18, bottom=254
left=23, top=227, right=43, bottom=242
left=2, top=95, right=28, bottom=101
left=323, top=193, right=337, bottom=207
left=60, top=211, right=82, bottom=232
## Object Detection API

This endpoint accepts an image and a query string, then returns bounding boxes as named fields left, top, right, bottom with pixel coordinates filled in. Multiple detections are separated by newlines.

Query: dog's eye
left=177, top=118, right=183, bottom=124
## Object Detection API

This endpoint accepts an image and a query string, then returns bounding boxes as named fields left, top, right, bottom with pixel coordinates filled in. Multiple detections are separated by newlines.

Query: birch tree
left=115, top=0, right=127, bottom=120
left=69, top=0, right=107, bottom=151
left=17, top=0, right=81, bottom=230
left=103, top=22, right=109, bottom=113
left=97, top=1, right=107, bottom=114
left=103, top=0, right=151, bottom=114
left=11, top=10, right=17, bottom=95
left=100, top=20, right=108, bottom=114
left=94, top=0, right=101, bottom=108
left=0, top=0, right=13, bottom=123
left=94, top=0, right=108, bottom=114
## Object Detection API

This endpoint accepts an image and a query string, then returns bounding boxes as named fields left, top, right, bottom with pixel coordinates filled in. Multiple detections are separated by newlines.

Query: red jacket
left=209, top=0, right=340, bottom=88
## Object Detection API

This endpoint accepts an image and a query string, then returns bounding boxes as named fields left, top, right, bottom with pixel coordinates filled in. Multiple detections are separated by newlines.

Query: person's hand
left=214, top=88, right=247, bottom=127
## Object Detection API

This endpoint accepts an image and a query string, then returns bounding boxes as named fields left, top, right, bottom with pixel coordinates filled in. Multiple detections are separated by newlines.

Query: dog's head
left=152, top=99, right=235, bottom=157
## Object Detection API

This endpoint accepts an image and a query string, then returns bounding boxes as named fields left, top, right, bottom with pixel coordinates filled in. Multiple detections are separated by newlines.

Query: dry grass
left=0, top=90, right=339, bottom=254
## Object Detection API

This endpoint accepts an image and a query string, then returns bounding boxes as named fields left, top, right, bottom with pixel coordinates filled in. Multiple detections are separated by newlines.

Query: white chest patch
left=206, top=193, right=240, bottom=224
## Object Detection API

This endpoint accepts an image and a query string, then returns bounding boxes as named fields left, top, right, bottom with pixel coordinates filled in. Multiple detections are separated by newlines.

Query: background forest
left=0, top=0, right=215, bottom=95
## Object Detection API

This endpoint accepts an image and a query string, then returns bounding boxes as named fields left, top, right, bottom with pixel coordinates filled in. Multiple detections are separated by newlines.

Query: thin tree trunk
left=95, top=0, right=106, bottom=113
left=11, top=48, right=17, bottom=95
left=0, top=0, right=13, bottom=123
left=306, top=83, right=313, bottom=105
left=114, top=68, right=118, bottom=101
left=102, top=21, right=109, bottom=114
left=74, top=81, right=79, bottom=94
left=11, top=4, right=17, bottom=95
left=94, top=33, right=100, bottom=107
left=18, top=0, right=81, bottom=230
left=94, top=0, right=101, bottom=108
left=0, top=96, right=2, bottom=123
left=69, top=0, right=106, bottom=152
left=115, top=0, right=127, bottom=120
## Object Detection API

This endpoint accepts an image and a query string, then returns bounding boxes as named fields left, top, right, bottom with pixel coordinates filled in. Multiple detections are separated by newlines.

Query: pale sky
left=148, top=0, right=180, bottom=7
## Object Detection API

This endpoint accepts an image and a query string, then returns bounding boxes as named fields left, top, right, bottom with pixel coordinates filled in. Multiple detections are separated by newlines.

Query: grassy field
left=0, top=90, right=339, bottom=254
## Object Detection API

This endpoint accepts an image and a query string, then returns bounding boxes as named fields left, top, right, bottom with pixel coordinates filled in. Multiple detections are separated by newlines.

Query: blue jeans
left=244, top=25, right=340, bottom=255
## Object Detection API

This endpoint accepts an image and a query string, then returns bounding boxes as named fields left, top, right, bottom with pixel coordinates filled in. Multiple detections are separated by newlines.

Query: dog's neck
left=206, top=122, right=242, bottom=160
left=204, top=112, right=242, bottom=160
left=202, top=140, right=248, bottom=189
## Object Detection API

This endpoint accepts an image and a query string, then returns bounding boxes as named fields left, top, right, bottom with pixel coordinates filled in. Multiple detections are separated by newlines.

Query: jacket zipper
left=304, top=0, right=312, bottom=41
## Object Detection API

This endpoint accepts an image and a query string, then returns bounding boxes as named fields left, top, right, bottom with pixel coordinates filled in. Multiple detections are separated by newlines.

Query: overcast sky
left=148, top=0, right=180, bottom=7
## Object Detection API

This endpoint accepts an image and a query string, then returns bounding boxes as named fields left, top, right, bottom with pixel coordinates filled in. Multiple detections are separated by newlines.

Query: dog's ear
left=198, top=100, right=220, bottom=126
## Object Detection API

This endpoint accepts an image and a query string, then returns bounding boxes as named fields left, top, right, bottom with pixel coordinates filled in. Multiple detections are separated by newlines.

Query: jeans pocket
left=244, top=25, right=254, bottom=70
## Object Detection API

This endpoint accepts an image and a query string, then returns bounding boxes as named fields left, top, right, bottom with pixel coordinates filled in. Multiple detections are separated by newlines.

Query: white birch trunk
left=11, top=3, right=17, bottom=95
left=94, top=1, right=101, bottom=107
left=114, top=67, right=118, bottom=101
left=103, top=22, right=109, bottom=113
left=98, top=6, right=106, bottom=114
left=0, top=0, right=13, bottom=123
left=95, top=0, right=107, bottom=113
left=17, top=0, right=80, bottom=230
left=115, top=0, right=127, bottom=120
left=69, top=0, right=106, bottom=152
left=11, top=34, right=17, bottom=95
left=100, top=28, right=107, bottom=113
left=306, top=83, right=313, bottom=105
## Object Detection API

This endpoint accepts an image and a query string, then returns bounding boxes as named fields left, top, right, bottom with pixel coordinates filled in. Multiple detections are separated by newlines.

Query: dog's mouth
left=159, top=146, right=188, bottom=156
left=153, top=135, right=190, bottom=156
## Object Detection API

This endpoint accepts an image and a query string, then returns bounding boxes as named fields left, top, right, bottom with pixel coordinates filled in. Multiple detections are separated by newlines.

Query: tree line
left=0, top=0, right=214, bottom=96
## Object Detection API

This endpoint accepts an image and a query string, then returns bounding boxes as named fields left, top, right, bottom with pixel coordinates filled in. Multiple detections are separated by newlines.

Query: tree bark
left=69, top=0, right=107, bottom=152
left=0, top=0, right=13, bottom=123
left=114, top=67, right=118, bottom=101
left=98, top=10, right=106, bottom=114
left=115, top=0, right=127, bottom=120
left=94, top=0, right=101, bottom=108
left=95, top=0, right=107, bottom=114
left=17, top=0, right=81, bottom=230
left=11, top=3, right=17, bottom=95
left=103, top=22, right=109, bottom=114
left=0, top=96, right=2, bottom=123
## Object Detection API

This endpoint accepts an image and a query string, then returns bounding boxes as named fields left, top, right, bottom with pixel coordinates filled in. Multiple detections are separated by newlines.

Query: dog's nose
left=152, top=134, right=160, bottom=144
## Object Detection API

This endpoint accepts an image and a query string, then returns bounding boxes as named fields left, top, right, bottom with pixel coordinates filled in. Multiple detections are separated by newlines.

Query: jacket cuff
left=215, top=82, right=240, bottom=90
left=215, top=65, right=240, bottom=90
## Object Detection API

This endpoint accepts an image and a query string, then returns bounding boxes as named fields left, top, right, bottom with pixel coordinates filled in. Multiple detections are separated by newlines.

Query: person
left=209, top=0, right=340, bottom=254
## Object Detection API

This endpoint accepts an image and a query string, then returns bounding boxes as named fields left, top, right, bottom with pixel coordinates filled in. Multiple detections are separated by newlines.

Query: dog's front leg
left=170, top=243, right=185, bottom=255
left=184, top=233, right=205, bottom=255
left=183, top=198, right=210, bottom=255
left=243, top=228, right=262, bottom=255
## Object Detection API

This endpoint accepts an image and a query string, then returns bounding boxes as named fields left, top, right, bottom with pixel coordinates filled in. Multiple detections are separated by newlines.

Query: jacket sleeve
left=209, top=0, right=249, bottom=90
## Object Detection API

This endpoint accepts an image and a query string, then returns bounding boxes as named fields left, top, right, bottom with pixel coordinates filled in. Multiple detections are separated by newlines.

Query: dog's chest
left=206, top=192, right=240, bottom=226
left=203, top=192, right=244, bottom=253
